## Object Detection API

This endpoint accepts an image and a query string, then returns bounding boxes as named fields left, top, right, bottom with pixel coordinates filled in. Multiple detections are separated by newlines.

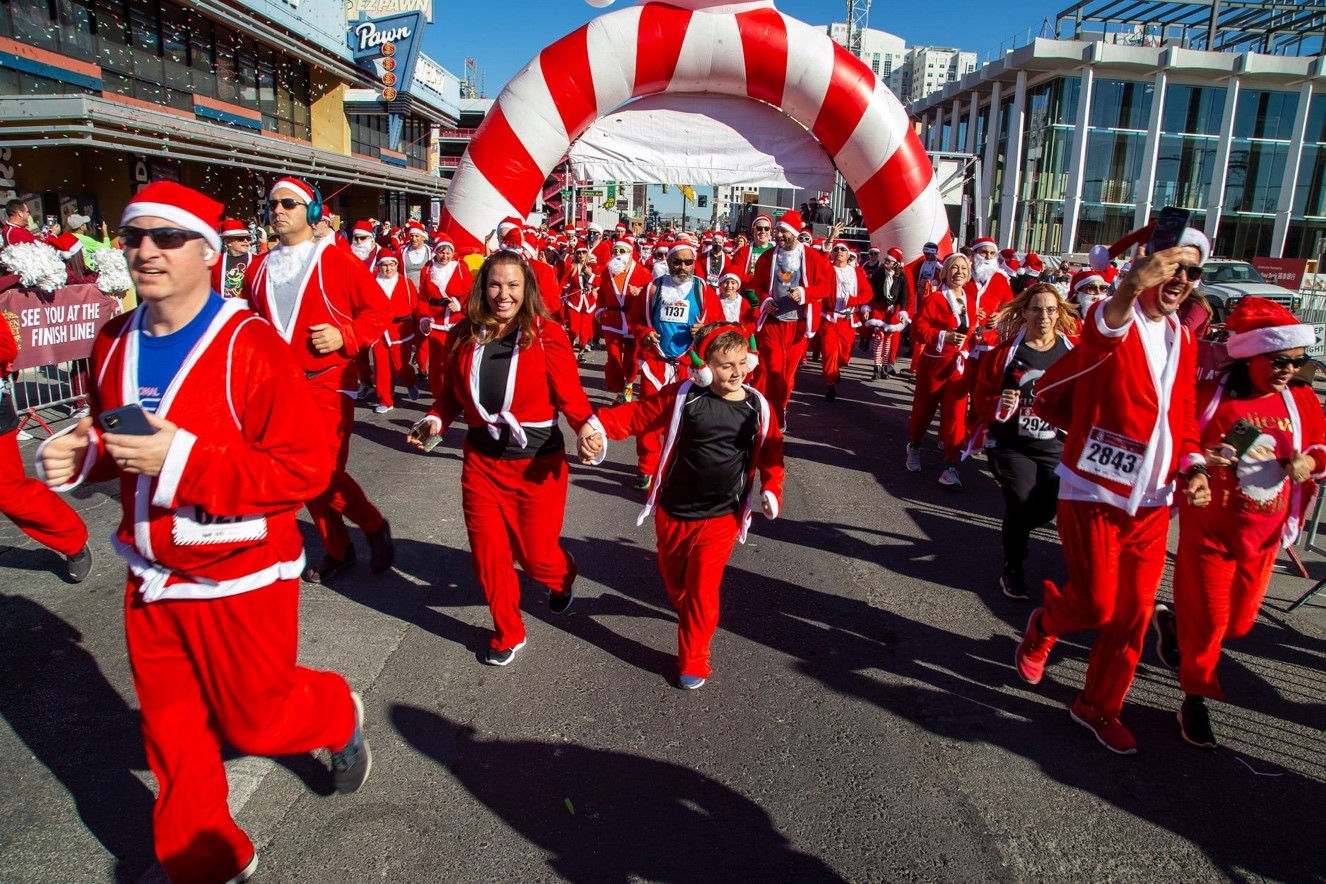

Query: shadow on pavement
left=0, top=592, right=155, bottom=883
left=392, top=704, right=846, bottom=884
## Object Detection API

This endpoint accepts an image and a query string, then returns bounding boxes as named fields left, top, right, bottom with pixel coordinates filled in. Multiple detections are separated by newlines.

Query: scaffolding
left=1055, top=0, right=1326, bottom=55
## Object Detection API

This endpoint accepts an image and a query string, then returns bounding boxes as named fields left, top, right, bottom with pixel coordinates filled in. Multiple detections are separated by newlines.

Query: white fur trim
left=761, top=489, right=779, bottom=520
left=1178, top=227, right=1210, bottom=264
left=120, top=202, right=221, bottom=250
left=35, top=423, right=101, bottom=492
left=1094, top=301, right=1131, bottom=337
left=775, top=219, right=799, bottom=235
left=151, top=428, right=197, bottom=508
left=1226, top=324, right=1316, bottom=359
left=584, top=415, right=608, bottom=466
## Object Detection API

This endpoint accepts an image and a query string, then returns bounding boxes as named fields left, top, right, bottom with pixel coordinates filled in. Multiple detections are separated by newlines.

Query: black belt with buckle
left=392, top=314, right=412, bottom=322
left=427, top=297, right=448, bottom=307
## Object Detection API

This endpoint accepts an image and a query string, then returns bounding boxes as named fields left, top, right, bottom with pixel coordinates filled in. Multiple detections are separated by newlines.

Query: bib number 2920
left=1076, top=427, right=1145, bottom=485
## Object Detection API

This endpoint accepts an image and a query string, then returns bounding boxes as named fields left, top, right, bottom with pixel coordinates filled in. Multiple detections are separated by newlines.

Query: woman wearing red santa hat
left=410, top=250, right=596, bottom=666
left=1152, top=297, right=1326, bottom=750
left=560, top=245, right=599, bottom=357
left=416, top=236, right=473, bottom=379
left=865, top=247, right=913, bottom=379
left=369, top=250, right=419, bottom=413
left=906, top=253, right=976, bottom=487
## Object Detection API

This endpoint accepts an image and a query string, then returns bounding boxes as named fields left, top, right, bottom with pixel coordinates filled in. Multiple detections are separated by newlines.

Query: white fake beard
left=265, top=241, right=311, bottom=287
left=972, top=256, right=996, bottom=285
left=1078, top=292, right=1107, bottom=312
left=607, top=254, right=629, bottom=276
left=652, top=262, right=668, bottom=279
left=351, top=240, right=373, bottom=260
left=660, top=277, right=690, bottom=304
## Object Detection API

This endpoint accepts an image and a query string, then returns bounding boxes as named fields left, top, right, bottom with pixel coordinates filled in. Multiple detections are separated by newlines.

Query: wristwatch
left=1181, top=462, right=1210, bottom=481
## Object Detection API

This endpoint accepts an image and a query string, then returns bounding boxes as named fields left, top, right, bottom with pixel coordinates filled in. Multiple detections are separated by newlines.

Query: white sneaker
left=374, top=405, right=393, bottom=414
left=938, top=466, right=962, bottom=488
left=905, top=443, right=921, bottom=472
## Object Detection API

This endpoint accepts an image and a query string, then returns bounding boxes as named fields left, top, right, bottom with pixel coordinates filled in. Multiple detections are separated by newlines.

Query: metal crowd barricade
left=10, top=356, right=92, bottom=436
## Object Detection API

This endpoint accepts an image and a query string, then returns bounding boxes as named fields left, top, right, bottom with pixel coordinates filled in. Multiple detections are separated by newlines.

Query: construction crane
left=844, top=0, right=872, bottom=57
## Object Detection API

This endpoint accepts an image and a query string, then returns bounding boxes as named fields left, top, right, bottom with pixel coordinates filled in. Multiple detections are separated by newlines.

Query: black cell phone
left=1149, top=207, right=1190, bottom=254
left=99, top=404, right=156, bottom=436
left=1221, top=418, right=1262, bottom=459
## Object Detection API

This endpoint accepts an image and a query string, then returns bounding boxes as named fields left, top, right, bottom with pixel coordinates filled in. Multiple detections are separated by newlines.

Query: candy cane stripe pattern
left=439, top=0, right=951, bottom=261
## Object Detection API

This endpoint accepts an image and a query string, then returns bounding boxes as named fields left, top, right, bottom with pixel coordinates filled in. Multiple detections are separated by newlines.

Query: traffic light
left=697, top=195, right=708, bottom=208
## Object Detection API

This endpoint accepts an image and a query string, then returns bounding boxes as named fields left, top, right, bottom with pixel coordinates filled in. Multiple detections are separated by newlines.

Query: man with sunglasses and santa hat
left=1016, top=223, right=1211, bottom=755
left=38, top=182, right=370, bottom=884
left=243, top=177, right=395, bottom=584
left=210, top=219, right=254, bottom=299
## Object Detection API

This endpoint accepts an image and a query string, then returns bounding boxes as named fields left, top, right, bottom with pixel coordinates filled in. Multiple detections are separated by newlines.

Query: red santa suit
left=967, top=270, right=1016, bottom=357
left=416, top=255, right=473, bottom=377
left=560, top=257, right=598, bottom=348
left=528, top=257, right=564, bottom=323
left=420, top=319, right=594, bottom=654
left=750, top=242, right=832, bottom=427
left=370, top=267, right=418, bottom=409
left=2, top=220, right=36, bottom=246
left=1174, top=378, right=1326, bottom=701
left=821, top=259, right=873, bottom=387
left=867, top=258, right=914, bottom=372
left=39, top=298, right=352, bottom=884
left=243, top=237, right=392, bottom=563
left=628, top=272, right=725, bottom=479
left=701, top=247, right=733, bottom=289
left=1028, top=300, right=1202, bottom=723
left=597, top=255, right=652, bottom=396
left=592, top=378, right=785, bottom=679
left=908, top=283, right=977, bottom=456
left=0, top=319, right=88, bottom=559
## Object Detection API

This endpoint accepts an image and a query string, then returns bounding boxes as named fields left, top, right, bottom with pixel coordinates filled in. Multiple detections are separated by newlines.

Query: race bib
left=659, top=300, right=690, bottom=324
left=1018, top=406, right=1057, bottom=441
left=173, top=507, right=268, bottom=546
left=1076, top=427, right=1146, bottom=485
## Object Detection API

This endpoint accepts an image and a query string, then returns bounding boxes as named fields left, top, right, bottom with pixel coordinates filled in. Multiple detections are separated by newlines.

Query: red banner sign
left=1251, top=257, right=1309, bottom=291
left=0, top=284, right=123, bottom=369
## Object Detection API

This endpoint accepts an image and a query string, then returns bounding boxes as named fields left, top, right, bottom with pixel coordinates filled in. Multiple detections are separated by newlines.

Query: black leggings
left=989, top=446, right=1061, bottom=569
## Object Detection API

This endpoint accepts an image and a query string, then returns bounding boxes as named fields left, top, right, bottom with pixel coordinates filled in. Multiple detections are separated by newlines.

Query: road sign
left=581, top=189, right=603, bottom=197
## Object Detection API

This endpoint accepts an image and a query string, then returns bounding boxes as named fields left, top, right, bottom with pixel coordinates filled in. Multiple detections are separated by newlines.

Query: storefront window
left=1161, top=84, right=1224, bottom=136
left=1089, top=79, right=1153, bottom=132
left=1152, top=135, right=1218, bottom=210
left=1233, top=89, right=1299, bottom=141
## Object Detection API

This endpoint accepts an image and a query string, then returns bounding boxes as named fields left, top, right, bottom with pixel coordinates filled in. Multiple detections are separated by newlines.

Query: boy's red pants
left=820, top=319, right=856, bottom=386
left=654, top=509, right=742, bottom=679
left=307, top=387, right=385, bottom=560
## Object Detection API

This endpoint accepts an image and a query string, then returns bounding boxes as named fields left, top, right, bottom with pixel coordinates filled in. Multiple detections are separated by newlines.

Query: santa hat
left=269, top=177, right=317, bottom=206
left=500, top=228, right=533, bottom=257
left=751, top=214, right=772, bottom=230
left=775, top=211, right=803, bottom=235
left=712, top=231, right=726, bottom=241
left=812, top=237, right=826, bottom=251
left=586, top=222, right=603, bottom=233
left=497, top=216, right=523, bottom=236
left=1070, top=270, right=1108, bottom=294
left=717, top=272, right=742, bottom=287
left=376, top=249, right=399, bottom=265
left=574, top=244, right=589, bottom=253
left=614, top=235, right=636, bottom=249
left=432, top=237, right=454, bottom=252
left=219, top=219, right=249, bottom=239
left=615, top=223, right=628, bottom=234
left=886, top=247, right=904, bottom=263
left=1100, top=222, right=1212, bottom=266
left=680, top=324, right=758, bottom=386
left=121, top=181, right=222, bottom=251
left=405, top=221, right=427, bottom=237
left=1023, top=252, right=1044, bottom=275
left=50, top=231, right=82, bottom=258
left=830, top=240, right=849, bottom=251
left=351, top=220, right=373, bottom=236
left=971, top=236, right=997, bottom=253
left=667, top=240, right=696, bottom=257
left=1225, top=297, right=1316, bottom=360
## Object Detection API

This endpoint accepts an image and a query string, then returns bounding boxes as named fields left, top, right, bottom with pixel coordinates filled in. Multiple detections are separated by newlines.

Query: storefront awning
left=0, top=95, right=446, bottom=196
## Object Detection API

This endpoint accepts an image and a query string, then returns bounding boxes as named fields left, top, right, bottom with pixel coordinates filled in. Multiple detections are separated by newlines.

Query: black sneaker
left=367, top=520, right=395, bottom=574
left=1152, top=603, right=1180, bottom=670
left=331, top=692, right=372, bottom=793
left=1000, top=566, right=1029, bottom=600
left=66, top=545, right=93, bottom=583
left=632, top=473, right=652, bottom=492
left=825, top=385, right=836, bottom=403
left=549, top=585, right=574, bottom=614
left=303, top=548, right=356, bottom=585
left=485, top=639, right=527, bottom=666
left=1178, top=695, right=1217, bottom=750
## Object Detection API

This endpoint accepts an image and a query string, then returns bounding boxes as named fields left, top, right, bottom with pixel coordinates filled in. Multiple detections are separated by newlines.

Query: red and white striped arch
left=438, top=2, right=951, bottom=261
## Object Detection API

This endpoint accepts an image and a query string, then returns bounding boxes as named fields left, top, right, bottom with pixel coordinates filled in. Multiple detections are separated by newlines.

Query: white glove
left=866, top=318, right=885, bottom=328
left=882, top=322, right=905, bottom=333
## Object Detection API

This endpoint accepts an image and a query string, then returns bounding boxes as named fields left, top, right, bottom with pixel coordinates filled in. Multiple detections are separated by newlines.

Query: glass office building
left=912, top=38, right=1326, bottom=260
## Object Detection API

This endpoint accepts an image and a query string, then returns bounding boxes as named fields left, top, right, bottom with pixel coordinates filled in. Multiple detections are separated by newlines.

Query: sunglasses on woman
left=1266, top=354, right=1311, bottom=371
left=119, top=227, right=206, bottom=249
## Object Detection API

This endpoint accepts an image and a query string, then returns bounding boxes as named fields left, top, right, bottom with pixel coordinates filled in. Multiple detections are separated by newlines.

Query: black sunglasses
left=669, top=258, right=695, bottom=265
left=120, top=226, right=206, bottom=249
left=266, top=198, right=306, bottom=212
left=1267, top=354, right=1311, bottom=371
left=1176, top=264, right=1203, bottom=281
left=752, top=226, right=771, bottom=232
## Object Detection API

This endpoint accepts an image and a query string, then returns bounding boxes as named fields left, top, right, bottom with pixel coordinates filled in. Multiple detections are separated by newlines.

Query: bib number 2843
left=1076, top=427, right=1145, bottom=485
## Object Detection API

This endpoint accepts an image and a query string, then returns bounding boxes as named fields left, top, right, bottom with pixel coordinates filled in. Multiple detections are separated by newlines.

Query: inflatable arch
left=439, top=0, right=951, bottom=261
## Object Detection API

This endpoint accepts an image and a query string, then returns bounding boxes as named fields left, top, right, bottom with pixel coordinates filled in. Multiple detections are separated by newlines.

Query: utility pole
left=845, top=0, right=871, bottom=57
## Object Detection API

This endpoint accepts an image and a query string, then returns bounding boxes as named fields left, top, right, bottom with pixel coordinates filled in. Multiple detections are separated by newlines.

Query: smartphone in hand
left=99, top=404, right=156, bottom=436
left=1149, top=207, right=1190, bottom=254
left=1221, top=418, right=1262, bottom=460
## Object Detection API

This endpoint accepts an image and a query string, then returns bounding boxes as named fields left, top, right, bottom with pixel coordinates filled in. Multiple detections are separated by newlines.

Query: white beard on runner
left=972, top=256, right=997, bottom=285
left=265, top=239, right=315, bottom=287
left=351, top=239, right=374, bottom=260
left=607, top=254, right=629, bottom=276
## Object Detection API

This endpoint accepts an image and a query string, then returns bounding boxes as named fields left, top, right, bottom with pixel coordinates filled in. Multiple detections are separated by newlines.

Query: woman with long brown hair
left=409, top=250, right=599, bottom=666
left=970, top=282, right=1080, bottom=599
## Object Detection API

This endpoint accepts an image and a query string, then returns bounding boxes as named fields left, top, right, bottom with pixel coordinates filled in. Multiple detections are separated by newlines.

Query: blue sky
left=419, top=0, right=1061, bottom=214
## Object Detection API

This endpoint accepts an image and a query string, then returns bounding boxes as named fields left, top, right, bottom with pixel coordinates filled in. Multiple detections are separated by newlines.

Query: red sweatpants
left=461, top=448, right=576, bottom=651
left=371, top=339, right=417, bottom=408
left=125, top=578, right=354, bottom=884
left=635, top=355, right=676, bottom=477
left=0, top=428, right=87, bottom=556
left=820, top=319, right=856, bottom=386
left=1041, top=500, right=1169, bottom=718
left=307, top=386, right=384, bottom=560
left=566, top=308, right=595, bottom=347
left=1172, top=505, right=1278, bottom=700
left=655, top=509, right=741, bottom=679
left=907, top=354, right=968, bottom=455
left=602, top=331, right=638, bottom=395
left=757, top=319, right=807, bottom=428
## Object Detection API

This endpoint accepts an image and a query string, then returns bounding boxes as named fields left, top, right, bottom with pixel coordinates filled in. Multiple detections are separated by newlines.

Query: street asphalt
left=0, top=347, right=1323, bottom=883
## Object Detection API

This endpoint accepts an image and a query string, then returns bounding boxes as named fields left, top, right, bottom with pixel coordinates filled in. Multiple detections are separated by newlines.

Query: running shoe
left=331, top=691, right=372, bottom=793
left=1014, top=607, right=1057, bottom=685
left=905, top=443, right=922, bottom=472
left=938, top=466, right=961, bottom=488
left=485, top=639, right=527, bottom=667
left=1152, top=603, right=1181, bottom=670
left=1070, top=694, right=1138, bottom=755
left=1178, top=695, right=1217, bottom=750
